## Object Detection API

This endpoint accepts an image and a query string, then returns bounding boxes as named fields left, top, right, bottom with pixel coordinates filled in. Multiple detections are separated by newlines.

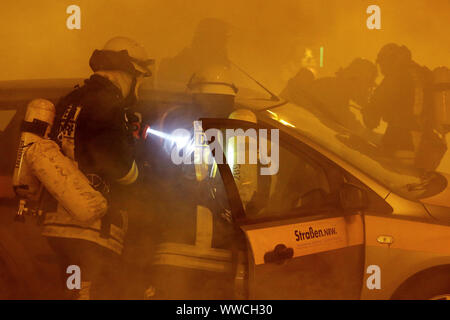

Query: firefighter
left=40, top=36, right=152, bottom=299
left=227, top=109, right=267, bottom=217
left=362, top=43, right=446, bottom=170
left=188, top=64, right=238, bottom=118
left=161, top=63, right=237, bottom=132
left=285, top=58, right=378, bottom=136
left=154, top=64, right=237, bottom=180
left=157, top=18, right=231, bottom=90
left=146, top=67, right=239, bottom=299
left=415, top=66, right=450, bottom=171
left=280, top=67, right=315, bottom=105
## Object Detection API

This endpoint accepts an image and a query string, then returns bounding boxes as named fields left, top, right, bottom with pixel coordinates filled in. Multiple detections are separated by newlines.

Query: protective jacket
left=42, top=74, right=139, bottom=254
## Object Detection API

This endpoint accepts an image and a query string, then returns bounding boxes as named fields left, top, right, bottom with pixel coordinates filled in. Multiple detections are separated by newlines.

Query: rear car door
left=201, top=118, right=366, bottom=299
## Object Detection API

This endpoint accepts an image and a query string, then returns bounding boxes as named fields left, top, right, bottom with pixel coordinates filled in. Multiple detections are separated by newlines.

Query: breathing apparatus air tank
left=12, top=98, right=108, bottom=223
left=227, top=109, right=259, bottom=211
left=433, top=67, right=450, bottom=133
left=12, top=99, right=55, bottom=220
left=24, top=139, right=108, bottom=223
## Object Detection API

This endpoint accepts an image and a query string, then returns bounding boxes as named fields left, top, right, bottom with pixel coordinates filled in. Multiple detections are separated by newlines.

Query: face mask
left=122, top=76, right=138, bottom=107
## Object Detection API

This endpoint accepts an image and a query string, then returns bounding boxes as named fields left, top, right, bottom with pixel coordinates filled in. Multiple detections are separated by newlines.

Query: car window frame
left=200, top=117, right=351, bottom=226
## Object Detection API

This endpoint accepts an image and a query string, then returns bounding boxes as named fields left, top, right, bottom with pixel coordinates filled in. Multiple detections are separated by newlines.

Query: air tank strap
left=21, top=119, right=49, bottom=137
left=96, top=179, right=112, bottom=239
left=100, top=212, right=112, bottom=239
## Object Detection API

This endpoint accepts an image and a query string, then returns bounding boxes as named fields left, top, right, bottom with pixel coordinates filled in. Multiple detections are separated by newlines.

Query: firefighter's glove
left=125, top=111, right=148, bottom=141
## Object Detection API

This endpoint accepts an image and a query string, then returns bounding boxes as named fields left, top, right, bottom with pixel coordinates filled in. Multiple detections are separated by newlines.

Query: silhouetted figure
left=44, top=37, right=153, bottom=299
left=283, top=59, right=377, bottom=136
left=362, top=43, right=446, bottom=170
left=280, top=67, right=315, bottom=104
left=147, top=65, right=238, bottom=299
left=157, top=18, right=230, bottom=91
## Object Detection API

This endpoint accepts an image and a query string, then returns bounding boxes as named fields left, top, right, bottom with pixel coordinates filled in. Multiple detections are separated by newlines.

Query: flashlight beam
left=146, top=127, right=192, bottom=149
left=146, top=128, right=173, bottom=140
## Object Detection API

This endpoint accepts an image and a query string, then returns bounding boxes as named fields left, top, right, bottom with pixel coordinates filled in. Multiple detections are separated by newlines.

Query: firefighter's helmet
left=187, top=65, right=238, bottom=96
left=337, top=58, right=378, bottom=86
left=376, top=43, right=412, bottom=74
left=90, top=36, right=153, bottom=77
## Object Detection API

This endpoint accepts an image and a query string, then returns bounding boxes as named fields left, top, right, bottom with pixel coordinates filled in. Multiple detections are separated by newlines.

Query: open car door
left=200, top=117, right=366, bottom=299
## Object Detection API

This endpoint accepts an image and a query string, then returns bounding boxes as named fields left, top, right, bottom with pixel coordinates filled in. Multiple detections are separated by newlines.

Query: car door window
left=208, top=124, right=331, bottom=220
left=265, top=144, right=330, bottom=215
left=232, top=142, right=330, bottom=220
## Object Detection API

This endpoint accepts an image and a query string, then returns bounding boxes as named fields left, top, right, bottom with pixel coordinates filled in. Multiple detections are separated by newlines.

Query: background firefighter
left=281, top=58, right=378, bottom=137
left=40, top=36, right=152, bottom=299
left=145, top=65, right=239, bottom=299
left=362, top=43, right=447, bottom=171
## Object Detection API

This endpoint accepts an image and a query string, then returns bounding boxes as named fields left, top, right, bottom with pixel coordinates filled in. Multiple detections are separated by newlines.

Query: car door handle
left=264, top=244, right=294, bottom=264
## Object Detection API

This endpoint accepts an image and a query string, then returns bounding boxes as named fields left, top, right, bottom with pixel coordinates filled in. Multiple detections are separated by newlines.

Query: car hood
left=262, top=102, right=445, bottom=201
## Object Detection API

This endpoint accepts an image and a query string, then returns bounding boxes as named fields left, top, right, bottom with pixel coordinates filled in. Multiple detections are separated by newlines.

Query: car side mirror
left=339, top=183, right=368, bottom=212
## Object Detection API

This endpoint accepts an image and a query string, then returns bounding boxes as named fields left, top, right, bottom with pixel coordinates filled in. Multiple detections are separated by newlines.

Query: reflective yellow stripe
left=42, top=206, right=125, bottom=255
left=153, top=253, right=232, bottom=273
left=195, top=205, right=213, bottom=248
left=116, top=160, right=138, bottom=185
left=42, top=225, right=123, bottom=255
left=43, top=206, right=126, bottom=240
left=155, top=242, right=232, bottom=261
left=153, top=242, right=232, bottom=273
left=42, top=219, right=125, bottom=244
left=211, top=162, right=218, bottom=178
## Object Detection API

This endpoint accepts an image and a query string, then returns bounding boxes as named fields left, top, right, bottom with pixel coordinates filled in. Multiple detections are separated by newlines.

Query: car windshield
left=259, top=102, right=446, bottom=200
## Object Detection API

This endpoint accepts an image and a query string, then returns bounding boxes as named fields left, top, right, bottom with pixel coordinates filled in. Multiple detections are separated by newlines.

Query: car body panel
left=384, top=192, right=432, bottom=219
left=423, top=203, right=450, bottom=224
left=241, top=214, right=365, bottom=299
left=362, top=213, right=450, bottom=299
left=242, top=214, right=364, bottom=265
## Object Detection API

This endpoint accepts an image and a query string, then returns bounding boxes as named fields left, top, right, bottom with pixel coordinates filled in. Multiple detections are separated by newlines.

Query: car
left=1, top=70, right=449, bottom=300
left=191, top=103, right=450, bottom=300
left=149, top=66, right=450, bottom=300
